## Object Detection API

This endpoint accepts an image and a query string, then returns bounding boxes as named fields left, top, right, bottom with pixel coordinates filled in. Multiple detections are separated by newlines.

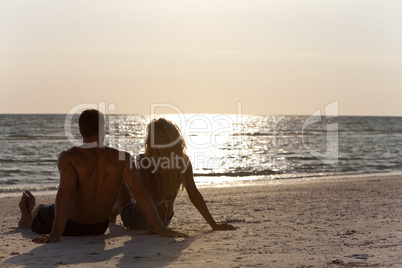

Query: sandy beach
left=1, top=174, right=402, bottom=267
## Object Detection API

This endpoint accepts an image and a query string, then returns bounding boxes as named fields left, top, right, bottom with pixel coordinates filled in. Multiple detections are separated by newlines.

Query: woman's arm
left=185, top=161, right=235, bottom=230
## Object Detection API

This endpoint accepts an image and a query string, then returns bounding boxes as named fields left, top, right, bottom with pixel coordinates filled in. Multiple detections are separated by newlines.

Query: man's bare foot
left=24, top=190, right=36, bottom=213
left=18, top=191, right=34, bottom=228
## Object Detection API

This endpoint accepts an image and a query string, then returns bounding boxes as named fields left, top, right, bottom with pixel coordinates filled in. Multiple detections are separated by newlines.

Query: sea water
left=1, top=114, right=402, bottom=194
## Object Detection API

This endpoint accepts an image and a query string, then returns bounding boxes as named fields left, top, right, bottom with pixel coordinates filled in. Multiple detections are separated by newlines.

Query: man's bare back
left=61, top=146, right=126, bottom=224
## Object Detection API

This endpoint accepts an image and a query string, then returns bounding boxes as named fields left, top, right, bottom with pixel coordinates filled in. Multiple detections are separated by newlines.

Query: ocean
left=1, top=114, right=402, bottom=195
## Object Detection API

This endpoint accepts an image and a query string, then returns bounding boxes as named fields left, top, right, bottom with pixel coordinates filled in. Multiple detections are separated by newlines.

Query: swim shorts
left=31, top=204, right=109, bottom=236
left=120, top=200, right=173, bottom=229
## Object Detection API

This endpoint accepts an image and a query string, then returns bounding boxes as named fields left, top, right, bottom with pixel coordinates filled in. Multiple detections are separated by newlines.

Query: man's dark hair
left=79, top=109, right=105, bottom=138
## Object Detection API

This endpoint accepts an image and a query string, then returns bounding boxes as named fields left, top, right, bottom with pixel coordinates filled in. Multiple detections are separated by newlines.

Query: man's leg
left=18, top=190, right=36, bottom=228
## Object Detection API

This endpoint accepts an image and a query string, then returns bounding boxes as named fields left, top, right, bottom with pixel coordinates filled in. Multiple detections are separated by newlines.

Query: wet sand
left=1, top=174, right=402, bottom=267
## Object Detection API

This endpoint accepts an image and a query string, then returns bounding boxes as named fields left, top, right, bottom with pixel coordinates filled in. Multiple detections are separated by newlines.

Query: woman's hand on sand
left=147, top=226, right=188, bottom=238
left=32, top=234, right=61, bottom=243
left=212, top=222, right=236, bottom=231
left=160, top=229, right=188, bottom=238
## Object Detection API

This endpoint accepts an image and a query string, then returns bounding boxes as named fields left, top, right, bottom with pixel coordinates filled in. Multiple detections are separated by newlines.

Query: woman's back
left=137, top=153, right=186, bottom=221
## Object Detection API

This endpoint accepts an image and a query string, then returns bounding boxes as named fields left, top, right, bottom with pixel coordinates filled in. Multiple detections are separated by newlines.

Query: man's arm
left=122, top=153, right=186, bottom=237
left=32, top=151, right=77, bottom=243
left=185, top=162, right=235, bottom=231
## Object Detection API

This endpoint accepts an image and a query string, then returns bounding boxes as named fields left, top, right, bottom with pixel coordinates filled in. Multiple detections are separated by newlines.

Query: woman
left=111, top=118, right=235, bottom=231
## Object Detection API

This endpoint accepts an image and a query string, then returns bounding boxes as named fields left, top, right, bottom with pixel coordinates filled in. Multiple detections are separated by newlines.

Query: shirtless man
left=18, top=109, right=186, bottom=243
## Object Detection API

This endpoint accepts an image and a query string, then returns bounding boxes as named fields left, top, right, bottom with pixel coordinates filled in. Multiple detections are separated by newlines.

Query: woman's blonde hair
left=144, top=118, right=188, bottom=196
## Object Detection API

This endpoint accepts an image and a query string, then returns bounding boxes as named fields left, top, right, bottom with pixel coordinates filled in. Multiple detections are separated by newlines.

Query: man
left=18, top=109, right=186, bottom=243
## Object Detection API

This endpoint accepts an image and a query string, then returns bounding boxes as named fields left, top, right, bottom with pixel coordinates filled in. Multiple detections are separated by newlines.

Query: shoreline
left=1, top=174, right=402, bottom=267
left=2, top=170, right=402, bottom=198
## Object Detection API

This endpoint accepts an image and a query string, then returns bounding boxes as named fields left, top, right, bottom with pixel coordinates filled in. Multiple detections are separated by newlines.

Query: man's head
left=79, top=109, right=105, bottom=140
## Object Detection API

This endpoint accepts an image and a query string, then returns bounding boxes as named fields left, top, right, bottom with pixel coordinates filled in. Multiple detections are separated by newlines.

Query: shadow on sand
left=4, top=223, right=205, bottom=268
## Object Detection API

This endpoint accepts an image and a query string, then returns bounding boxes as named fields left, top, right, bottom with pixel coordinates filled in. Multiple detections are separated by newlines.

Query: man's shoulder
left=58, top=147, right=77, bottom=157
left=103, top=146, right=121, bottom=154
left=107, top=147, right=132, bottom=158
left=59, top=146, right=132, bottom=161
left=57, top=148, right=80, bottom=166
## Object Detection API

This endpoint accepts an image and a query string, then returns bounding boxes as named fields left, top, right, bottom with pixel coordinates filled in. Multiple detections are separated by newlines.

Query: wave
left=231, top=131, right=402, bottom=138
left=232, top=132, right=278, bottom=137
left=0, top=135, right=69, bottom=141
left=194, top=165, right=402, bottom=179
left=2, top=129, right=402, bottom=141
left=0, top=184, right=59, bottom=194
left=194, top=169, right=279, bottom=177
left=0, top=159, right=58, bottom=164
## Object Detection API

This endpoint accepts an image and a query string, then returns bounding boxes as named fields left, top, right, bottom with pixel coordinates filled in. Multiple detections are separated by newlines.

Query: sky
left=1, top=0, right=402, bottom=116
